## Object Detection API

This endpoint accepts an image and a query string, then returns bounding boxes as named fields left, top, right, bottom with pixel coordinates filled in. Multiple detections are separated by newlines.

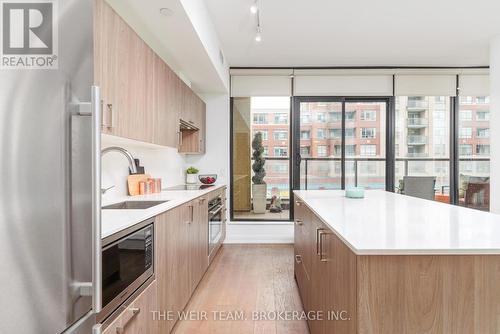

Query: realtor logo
left=1, top=0, right=58, bottom=69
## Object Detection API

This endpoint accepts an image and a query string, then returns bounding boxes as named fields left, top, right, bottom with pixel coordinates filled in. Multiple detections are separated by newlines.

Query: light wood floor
left=173, top=244, right=309, bottom=334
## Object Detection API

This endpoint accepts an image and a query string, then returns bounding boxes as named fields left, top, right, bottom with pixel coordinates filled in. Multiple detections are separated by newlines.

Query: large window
left=395, top=96, right=450, bottom=200
left=458, top=96, right=490, bottom=211
left=232, top=97, right=291, bottom=221
left=296, top=99, right=387, bottom=191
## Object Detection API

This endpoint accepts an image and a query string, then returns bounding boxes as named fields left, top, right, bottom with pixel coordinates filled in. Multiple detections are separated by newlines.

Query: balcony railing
left=407, top=152, right=427, bottom=157
left=407, top=135, right=427, bottom=145
left=407, top=101, right=428, bottom=109
left=407, top=118, right=428, bottom=127
left=299, top=157, right=490, bottom=190
left=250, top=157, right=490, bottom=197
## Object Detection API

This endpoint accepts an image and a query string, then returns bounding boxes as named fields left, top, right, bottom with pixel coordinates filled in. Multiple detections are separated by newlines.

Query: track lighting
left=250, top=1, right=258, bottom=14
left=255, top=25, right=262, bottom=42
left=255, top=31, right=262, bottom=42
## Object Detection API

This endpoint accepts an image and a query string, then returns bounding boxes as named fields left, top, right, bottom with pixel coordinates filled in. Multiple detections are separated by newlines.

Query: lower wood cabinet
left=155, top=197, right=210, bottom=333
left=103, top=280, right=158, bottom=334
left=188, top=197, right=209, bottom=292
left=294, top=199, right=356, bottom=334
left=294, top=198, right=500, bottom=334
left=155, top=204, right=191, bottom=333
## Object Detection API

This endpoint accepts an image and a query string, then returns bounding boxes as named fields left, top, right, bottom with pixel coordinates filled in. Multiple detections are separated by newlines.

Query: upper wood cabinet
left=94, top=0, right=206, bottom=153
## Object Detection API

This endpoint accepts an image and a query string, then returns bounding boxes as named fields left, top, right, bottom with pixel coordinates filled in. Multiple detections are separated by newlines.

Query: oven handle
left=209, top=205, right=223, bottom=217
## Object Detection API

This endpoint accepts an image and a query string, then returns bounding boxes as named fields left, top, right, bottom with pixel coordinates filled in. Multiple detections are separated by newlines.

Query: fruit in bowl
left=199, top=174, right=217, bottom=184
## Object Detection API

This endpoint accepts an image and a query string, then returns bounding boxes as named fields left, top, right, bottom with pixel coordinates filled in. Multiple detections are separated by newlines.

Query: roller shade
left=293, top=75, right=393, bottom=96
left=395, top=75, right=457, bottom=96
left=459, top=75, right=489, bottom=96
left=231, top=75, right=292, bottom=97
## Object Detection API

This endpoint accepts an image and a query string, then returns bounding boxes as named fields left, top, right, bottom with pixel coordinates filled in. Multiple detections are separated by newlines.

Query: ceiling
left=206, top=0, right=500, bottom=67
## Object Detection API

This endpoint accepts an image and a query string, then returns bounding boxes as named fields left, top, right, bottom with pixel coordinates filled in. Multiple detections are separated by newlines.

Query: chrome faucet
left=101, top=146, right=138, bottom=174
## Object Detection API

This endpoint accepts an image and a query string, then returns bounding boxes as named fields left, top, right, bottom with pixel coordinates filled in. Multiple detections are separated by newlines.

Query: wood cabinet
left=94, top=0, right=206, bottom=153
left=294, top=198, right=500, bottom=334
left=155, top=195, right=210, bottom=333
left=155, top=204, right=191, bottom=334
left=179, top=93, right=206, bottom=154
left=189, top=197, right=209, bottom=290
left=103, top=280, right=158, bottom=334
left=294, top=199, right=356, bottom=334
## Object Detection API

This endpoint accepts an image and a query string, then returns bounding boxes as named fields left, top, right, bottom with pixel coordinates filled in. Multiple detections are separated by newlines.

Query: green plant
left=251, top=132, right=266, bottom=184
left=186, top=166, right=199, bottom=174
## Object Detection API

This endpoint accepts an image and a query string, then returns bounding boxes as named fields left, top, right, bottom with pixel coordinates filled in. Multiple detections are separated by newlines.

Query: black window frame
left=229, top=67, right=490, bottom=222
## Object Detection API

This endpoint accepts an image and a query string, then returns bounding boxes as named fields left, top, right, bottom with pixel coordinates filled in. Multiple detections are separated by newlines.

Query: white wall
left=101, top=135, right=187, bottom=205
left=490, top=35, right=500, bottom=214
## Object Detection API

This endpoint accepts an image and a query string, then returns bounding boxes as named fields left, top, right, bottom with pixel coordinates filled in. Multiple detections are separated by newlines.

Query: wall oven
left=208, top=196, right=223, bottom=257
left=99, top=219, right=154, bottom=322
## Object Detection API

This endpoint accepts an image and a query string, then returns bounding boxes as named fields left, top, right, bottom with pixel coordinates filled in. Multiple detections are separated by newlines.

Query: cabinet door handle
left=319, top=231, right=329, bottom=262
left=107, top=103, right=116, bottom=129
left=295, top=219, right=303, bottom=226
left=115, top=307, right=140, bottom=333
left=295, top=200, right=301, bottom=206
left=316, top=228, right=327, bottom=256
left=198, top=197, right=206, bottom=204
left=190, top=205, right=194, bottom=223
left=100, top=99, right=105, bottom=127
left=295, top=255, right=302, bottom=263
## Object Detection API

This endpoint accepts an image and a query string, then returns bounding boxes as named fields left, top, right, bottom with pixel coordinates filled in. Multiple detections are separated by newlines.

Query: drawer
left=103, top=281, right=158, bottom=334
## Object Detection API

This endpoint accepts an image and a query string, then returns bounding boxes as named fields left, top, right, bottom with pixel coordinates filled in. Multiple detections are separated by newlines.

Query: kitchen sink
left=102, top=200, right=168, bottom=210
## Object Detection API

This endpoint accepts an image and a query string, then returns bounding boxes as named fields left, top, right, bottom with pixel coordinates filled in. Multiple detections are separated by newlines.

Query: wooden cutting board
left=127, top=174, right=150, bottom=196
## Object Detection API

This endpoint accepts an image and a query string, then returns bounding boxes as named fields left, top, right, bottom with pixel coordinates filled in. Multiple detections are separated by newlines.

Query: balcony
left=407, top=152, right=428, bottom=158
left=407, top=101, right=428, bottom=110
left=407, top=135, right=427, bottom=145
left=407, top=118, right=428, bottom=128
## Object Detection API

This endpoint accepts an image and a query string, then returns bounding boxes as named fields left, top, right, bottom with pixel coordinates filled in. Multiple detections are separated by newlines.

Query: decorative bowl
left=199, top=174, right=217, bottom=184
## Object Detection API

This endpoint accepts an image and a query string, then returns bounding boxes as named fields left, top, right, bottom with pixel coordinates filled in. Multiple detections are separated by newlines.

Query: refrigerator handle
left=92, top=324, right=102, bottom=334
left=91, top=86, right=102, bottom=313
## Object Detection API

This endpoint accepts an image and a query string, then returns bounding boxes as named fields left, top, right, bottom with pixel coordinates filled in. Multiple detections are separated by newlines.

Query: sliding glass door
left=295, top=99, right=343, bottom=190
left=293, top=97, right=389, bottom=191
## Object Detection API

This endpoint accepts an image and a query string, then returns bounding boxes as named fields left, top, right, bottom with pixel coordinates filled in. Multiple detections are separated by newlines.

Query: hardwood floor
left=172, top=244, right=309, bottom=334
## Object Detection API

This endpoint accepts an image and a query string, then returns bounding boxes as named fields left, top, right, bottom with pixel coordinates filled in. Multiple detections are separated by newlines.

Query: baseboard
left=224, top=222, right=294, bottom=244
left=224, top=238, right=294, bottom=244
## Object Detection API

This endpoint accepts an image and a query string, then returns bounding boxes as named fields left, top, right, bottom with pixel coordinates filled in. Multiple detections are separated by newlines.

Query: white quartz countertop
left=101, top=184, right=225, bottom=239
left=293, top=190, right=500, bottom=255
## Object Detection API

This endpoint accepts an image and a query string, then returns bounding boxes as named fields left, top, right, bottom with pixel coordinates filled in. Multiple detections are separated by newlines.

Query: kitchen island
left=293, top=190, right=500, bottom=334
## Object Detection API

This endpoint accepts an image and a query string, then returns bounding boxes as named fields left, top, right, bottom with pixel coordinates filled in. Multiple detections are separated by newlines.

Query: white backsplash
left=101, top=134, right=187, bottom=204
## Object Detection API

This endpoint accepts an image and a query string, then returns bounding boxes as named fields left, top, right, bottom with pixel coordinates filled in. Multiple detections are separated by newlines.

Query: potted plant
left=251, top=132, right=267, bottom=213
left=186, top=166, right=199, bottom=184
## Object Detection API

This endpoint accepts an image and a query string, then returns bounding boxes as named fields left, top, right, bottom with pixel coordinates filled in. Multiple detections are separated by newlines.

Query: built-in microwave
left=99, top=219, right=154, bottom=322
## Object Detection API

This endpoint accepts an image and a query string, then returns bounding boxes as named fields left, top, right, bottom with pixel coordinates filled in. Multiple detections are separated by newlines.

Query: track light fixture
left=254, top=1, right=262, bottom=43
left=255, top=27, right=262, bottom=42
left=250, top=0, right=258, bottom=14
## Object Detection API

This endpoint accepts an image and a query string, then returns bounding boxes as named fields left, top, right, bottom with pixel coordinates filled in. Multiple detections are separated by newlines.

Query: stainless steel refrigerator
left=0, top=0, right=101, bottom=333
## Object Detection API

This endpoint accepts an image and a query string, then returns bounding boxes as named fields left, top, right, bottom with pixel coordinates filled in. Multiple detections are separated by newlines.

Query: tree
left=251, top=132, right=266, bottom=184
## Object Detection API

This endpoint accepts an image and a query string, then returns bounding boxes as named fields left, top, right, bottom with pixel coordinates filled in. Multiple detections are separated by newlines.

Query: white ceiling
left=206, top=0, right=500, bottom=67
